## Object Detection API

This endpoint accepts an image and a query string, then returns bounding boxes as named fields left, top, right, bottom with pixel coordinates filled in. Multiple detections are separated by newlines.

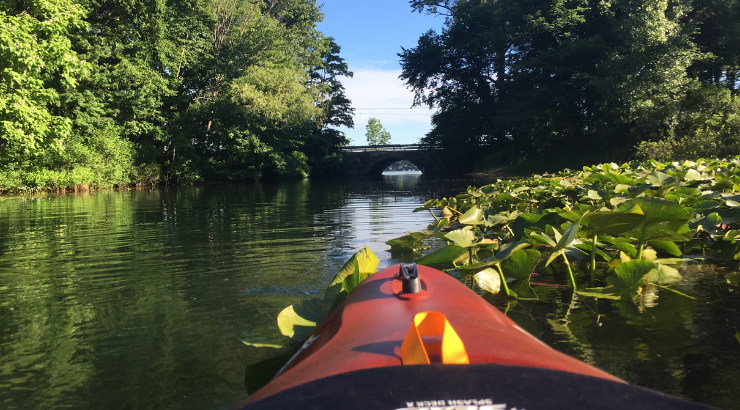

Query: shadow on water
left=1, top=175, right=738, bottom=410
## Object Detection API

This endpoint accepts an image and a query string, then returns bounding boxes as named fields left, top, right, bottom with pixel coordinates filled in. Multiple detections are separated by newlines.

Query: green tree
left=401, top=0, right=704, bottom=171
left=365, top=118, right=391, bottom=145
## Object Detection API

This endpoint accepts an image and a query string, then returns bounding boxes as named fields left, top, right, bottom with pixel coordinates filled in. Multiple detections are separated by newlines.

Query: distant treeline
left=402, top=0, right=740, bottom=172
left=1, top=0, right=353, bottom=192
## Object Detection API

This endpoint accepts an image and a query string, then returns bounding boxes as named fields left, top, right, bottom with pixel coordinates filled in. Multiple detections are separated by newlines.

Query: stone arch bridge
left=342, top=145, right=436, bottom=177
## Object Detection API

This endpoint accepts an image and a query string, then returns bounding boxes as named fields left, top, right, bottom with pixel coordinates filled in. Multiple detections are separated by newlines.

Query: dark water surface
left=1, top=174, right=738, bottom=410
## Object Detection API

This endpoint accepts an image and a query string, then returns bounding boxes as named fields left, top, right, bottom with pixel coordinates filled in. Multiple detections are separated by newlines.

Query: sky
left=316, top=1, right=445, bottom=145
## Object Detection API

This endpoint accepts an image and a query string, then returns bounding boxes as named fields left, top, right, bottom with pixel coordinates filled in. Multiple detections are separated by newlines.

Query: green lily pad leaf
left=474, top=268, right=501, bottom=294
left=587, top=190, right=602, bottom=200
left=238, top=326, right=292, bottom=349
left=648, top=240, right=682, bottom=257
left=611, top=240, right=639, bottom=258
left=736, top=331, right=740, bottom=344
left=545, top=248, right=565, bottom=267
left=574, top=243, right=612, bottom=261
left=459, top=206, right=484, bottom=225
left=684, top=169, right=704, bottom=181
left=501, top=249, right=541, bottom=299
left=619, top=197, right=691, bottom=223
left=557, top=219, right=581, bottom=250
left=576, top=288, right=621, bottom=300
left=416, top=245, right=467, bottom=266
left=626, top=221, right=693, bottom=243
left=445, top=229, right=477, bottom=248
left=341, top=265, right=373, bottom=296
left=277, top=297, right=330, bottom=340
left=386, top=232, right=430, bottom=251
left=583, top=210, right=646, bottom=236
left=646, top=171, right=677, bottom=187
left=323, top=246, right=379, bottom=308
left=606, top=259, right=656, bottom=300
left=688, top=212, right=722, bottom=233
left=529, top=231, right=557, bottom=247
left=510, top=212, right=562, bottom=238
left=428, top=217, right=450, bottom=233
left=645, top=264, right=682, bottom=284
left=495, top=238, right=531, bottom=261
left=693, top=200, right=722, bottom=211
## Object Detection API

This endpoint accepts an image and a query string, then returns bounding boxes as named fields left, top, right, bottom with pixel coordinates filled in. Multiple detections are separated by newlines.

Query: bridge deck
left=341, top=144, right=426, bottom=152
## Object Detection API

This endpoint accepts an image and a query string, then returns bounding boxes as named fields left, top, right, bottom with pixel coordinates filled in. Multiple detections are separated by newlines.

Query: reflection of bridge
left=341, top=144, right=436, bottom=177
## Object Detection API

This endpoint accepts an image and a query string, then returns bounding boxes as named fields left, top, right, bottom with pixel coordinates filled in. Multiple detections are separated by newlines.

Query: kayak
left=237, top=263, right=716, bottom=410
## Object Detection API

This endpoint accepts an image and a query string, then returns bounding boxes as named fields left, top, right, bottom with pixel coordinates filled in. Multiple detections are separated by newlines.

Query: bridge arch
left=342, top=145, right=432, bottom=177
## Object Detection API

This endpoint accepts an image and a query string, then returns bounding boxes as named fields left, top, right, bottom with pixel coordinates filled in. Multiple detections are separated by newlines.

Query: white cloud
left=343, top=69, right=433, bottom=126
left=338, top=69, right=434, bottom=145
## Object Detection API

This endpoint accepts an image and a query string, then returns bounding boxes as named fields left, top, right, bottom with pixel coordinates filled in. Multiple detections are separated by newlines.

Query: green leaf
left=495, top=238, right=531, bottom=261
left=459, top=205, right=484, bottom=225
left=416, top=244, right=468, bottom=266
left=501, top=249, right=541, bottom=299
left=277, top=297, right=330, bottom=340
left=556, top=219, right=581, bottom=250
left=474, top=268, right=501, bottom=294
left=528, top=231, right=557, bottom=247
left=445, top=229, right=477, bottom=248
left=323, top=246, right=379, bottom=307
left=427, top=217, right=450, bottom=232
left=583, top=210, right=646, bottom=236
left=620, top=197, right=691, bottom=223
left=606, top=259, right=657, bottom=300
left=688, top=212, right=722, bottom=233
left=646, top=171, right=677, bottom=187
left=576, top=289, right=622, bottom=300
left=645, top=264, right=682, bottom=284
left=647, top=240, right=682, bottom=257
left=386, top=232, right=430, bottom=251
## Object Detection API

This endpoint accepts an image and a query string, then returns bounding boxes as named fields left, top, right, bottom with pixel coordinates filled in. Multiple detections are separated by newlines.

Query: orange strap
left=400, top=312, right=470, bottom=365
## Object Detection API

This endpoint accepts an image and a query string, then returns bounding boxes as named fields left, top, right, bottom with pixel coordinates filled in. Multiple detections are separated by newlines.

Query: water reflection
left=0, top=176, right=475, bottom=410
left=1, top=175, right=738, bottom=410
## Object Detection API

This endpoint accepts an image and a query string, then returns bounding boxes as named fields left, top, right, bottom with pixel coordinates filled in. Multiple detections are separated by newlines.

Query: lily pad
left=474, top=268, right=501, bottom=294
left=459, top=206, right=485, bottom=225
left=606, top=259, right=657, bottom=300
left=445, top=229, right=477, bottom=248
left=500, top=249, right=541, bottom=299
left=416, top=244, right=467, bottom=266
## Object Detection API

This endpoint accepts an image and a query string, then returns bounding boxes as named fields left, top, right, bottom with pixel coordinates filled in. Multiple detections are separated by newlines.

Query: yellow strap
left=400, top=312, right=470, bottom=365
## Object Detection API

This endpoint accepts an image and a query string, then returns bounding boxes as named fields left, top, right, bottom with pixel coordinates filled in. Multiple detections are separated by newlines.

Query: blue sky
left=316, top=1, right=445, bottom=145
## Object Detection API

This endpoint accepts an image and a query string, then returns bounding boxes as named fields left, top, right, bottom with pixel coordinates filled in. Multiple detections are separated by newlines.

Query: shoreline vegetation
left=3, top=0, right=739, bottom=193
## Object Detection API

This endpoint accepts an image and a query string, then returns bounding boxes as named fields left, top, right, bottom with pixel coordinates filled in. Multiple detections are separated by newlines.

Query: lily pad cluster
left=388, top=156, right=740, bottom=301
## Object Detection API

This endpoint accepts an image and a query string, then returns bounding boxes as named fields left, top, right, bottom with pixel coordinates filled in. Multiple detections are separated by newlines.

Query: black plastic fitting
left=400, top=263, right=421, bottom=294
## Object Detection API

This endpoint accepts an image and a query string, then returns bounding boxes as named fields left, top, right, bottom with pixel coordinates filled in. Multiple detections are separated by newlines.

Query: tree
left=365, top=118, right=391, bottom=145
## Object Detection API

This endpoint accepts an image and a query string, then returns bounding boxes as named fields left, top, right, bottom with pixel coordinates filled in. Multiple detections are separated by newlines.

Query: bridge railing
left=341, top=144, right=434, bottom=152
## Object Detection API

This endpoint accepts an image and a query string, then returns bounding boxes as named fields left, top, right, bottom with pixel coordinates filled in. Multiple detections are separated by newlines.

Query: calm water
left=1, top=173, right=738, bottom=410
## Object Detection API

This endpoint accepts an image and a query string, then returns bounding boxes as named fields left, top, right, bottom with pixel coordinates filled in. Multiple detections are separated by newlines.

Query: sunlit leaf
left=556, top=219, right=581, bottom=249
left=427, top=217, right=450, bottom=233
left=416, top=245, right=467, bottom=266
left=648, top=240, right=682, bottom=257
left=386, top=232, right=430, bottom=251
left=445, top=229, right=477, bottom=248
left=277, top=297, right=329, bottom=340
left=474, top=268, right=501, bottom=294
left=323, top=246, right=379, bottom=307
left=459, top=205, right=484, bottom=225
left=646, top=171, right=677, bottom=187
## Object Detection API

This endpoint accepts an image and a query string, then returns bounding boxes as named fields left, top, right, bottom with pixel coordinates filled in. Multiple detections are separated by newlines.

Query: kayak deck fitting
left=238, top=264, right=717, bottom=410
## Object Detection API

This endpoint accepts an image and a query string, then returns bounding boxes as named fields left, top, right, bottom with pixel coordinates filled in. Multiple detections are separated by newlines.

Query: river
left=0, top=173, right=738, bottom=410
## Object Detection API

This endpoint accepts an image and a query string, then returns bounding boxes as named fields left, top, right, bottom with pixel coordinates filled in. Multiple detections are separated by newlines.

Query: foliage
left=389, top=156, right=740, bottom=303
left=0, top=0, right=353, bottom=192
left=365, top=117, right=391, bottom=146
left=401, top=0, right=740, bottom=172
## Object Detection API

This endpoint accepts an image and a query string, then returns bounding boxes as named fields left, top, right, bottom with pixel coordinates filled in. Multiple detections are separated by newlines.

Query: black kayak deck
left=239, top=363, right=718, bottom=410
